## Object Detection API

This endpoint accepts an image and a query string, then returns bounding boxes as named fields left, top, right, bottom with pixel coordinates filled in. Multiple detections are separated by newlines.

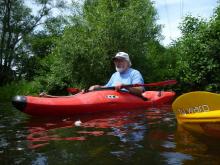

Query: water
left=1, top=103, right=220, bottom=165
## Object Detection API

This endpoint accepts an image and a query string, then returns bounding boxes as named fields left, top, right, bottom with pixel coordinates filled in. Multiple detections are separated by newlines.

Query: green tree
left=44, top=0, right=163, bottom=92
left=0, top=0, right=66, bottom=85
left=170, top=4, right=220, bottom=92
left=20, top=15, right=69, bottom=81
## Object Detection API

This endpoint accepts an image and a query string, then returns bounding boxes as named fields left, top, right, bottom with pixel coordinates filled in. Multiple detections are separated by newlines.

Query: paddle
left=67, top=87, right=80, bottom=94
left=67, top=79, right=177, bottom=94
left=95, top=79, right=177, bottom=90
left=172, top=91, right=220, bottom=123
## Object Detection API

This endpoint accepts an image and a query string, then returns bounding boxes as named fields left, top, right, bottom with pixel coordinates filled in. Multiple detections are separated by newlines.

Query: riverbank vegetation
left=0, top=0, right=220, bottom=101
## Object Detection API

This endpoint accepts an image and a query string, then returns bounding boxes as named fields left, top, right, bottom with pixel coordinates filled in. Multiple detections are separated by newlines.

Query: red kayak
left=12, top=90, right=175, bottom=116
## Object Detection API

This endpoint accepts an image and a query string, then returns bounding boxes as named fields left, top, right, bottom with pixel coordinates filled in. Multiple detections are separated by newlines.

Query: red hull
left=12, top=90, right=175, bottom=116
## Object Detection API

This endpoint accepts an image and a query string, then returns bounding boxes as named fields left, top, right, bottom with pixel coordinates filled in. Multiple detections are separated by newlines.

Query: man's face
left=114, top=58, right=129, bottom=73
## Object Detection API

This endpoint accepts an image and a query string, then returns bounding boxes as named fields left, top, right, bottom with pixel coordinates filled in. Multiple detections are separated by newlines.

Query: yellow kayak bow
left=172, top=91, right=220, bottom=137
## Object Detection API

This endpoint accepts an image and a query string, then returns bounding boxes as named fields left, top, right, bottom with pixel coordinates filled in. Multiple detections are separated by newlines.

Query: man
left=89, top=52, right=144, bottom=96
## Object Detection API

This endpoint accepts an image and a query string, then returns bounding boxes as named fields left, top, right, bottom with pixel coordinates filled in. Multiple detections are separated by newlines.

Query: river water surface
left=1, top=102, right=220, bottom=165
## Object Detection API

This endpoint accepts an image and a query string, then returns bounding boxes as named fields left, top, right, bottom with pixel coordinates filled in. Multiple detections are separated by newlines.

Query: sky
left=153, top=0, right=219, bottom=46
left=26, top=0, right=219, bottom=46
left=68, top=0, right=219, bottom=46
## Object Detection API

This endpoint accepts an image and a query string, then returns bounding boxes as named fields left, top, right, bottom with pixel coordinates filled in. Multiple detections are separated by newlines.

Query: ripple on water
left=161, top=152, right=193, bottom=164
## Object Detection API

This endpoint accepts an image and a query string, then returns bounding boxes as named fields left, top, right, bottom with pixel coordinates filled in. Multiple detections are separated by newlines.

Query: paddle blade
left=67, top=88, right=80, bottom=94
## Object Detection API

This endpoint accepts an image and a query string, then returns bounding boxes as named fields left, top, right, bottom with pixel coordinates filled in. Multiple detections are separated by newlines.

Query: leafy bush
left=0, top=81, right=41, bottom=102
left=169, top=4, right=220, bottom=92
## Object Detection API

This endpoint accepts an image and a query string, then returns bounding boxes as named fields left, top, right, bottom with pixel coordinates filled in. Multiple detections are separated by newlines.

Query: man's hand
left=89, top=85, right=102, bottom=91
left=115, top=82, right=123, bottom=91
left=39, top=92, right=47, bottom=97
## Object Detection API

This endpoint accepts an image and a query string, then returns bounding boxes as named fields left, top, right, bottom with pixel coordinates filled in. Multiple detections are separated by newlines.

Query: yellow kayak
left=172, top=91, right=220, bottom=137
left=177, top=110, right=220, bottom=123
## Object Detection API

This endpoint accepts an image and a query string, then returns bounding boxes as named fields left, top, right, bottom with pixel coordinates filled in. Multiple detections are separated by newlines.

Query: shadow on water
left=1, top=102, right=220, bottom=164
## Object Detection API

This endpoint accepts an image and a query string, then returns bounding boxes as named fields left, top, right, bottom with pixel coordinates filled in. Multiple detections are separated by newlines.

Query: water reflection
left=3, top=102, right=220, bottom=164
left=22, top=106, right=177, bottom=163
left=174, top=125, right=220, bottom=164
left=24, top=107, right=174, bottom=149
left=26, top=109, right=148, bottom=149
left=177, top=122, right=220, bottom=138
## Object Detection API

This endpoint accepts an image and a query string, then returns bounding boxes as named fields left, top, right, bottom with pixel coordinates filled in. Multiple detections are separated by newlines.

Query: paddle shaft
left=96, top=80, right=176, bottom=90
left=67, top=80, right=177, bottom=94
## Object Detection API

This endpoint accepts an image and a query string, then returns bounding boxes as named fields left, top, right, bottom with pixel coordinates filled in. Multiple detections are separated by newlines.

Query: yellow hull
left=178, top=110, right=220, bottom=123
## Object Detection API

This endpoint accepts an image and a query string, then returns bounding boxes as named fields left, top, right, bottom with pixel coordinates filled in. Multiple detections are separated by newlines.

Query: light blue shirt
left=105, top=68, right=144, bottom=88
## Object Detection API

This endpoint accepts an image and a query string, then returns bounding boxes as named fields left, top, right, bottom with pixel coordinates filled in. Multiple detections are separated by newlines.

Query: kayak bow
left=172, top=91, right=220, bottom=137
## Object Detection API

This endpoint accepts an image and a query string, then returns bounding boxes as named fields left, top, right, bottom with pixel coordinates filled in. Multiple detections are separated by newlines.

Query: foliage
left=170, top=4, right=220, bottom=92
left=0, top=80, right=41, bottom=102
left=3, top=1, right=220, bottom=96
left=0, top=0, right=67, bottom=85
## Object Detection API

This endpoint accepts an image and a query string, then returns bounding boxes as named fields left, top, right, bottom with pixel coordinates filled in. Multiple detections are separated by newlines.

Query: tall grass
left=0, top=80, right=41, bottom=102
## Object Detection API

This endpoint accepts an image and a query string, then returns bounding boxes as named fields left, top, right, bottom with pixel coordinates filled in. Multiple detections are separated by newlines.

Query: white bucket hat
left=113, top=52, right=132, bottom=66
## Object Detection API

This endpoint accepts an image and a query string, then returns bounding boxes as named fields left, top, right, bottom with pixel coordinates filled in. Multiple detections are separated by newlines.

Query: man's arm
left=127, top=86, right=144, bottom=96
